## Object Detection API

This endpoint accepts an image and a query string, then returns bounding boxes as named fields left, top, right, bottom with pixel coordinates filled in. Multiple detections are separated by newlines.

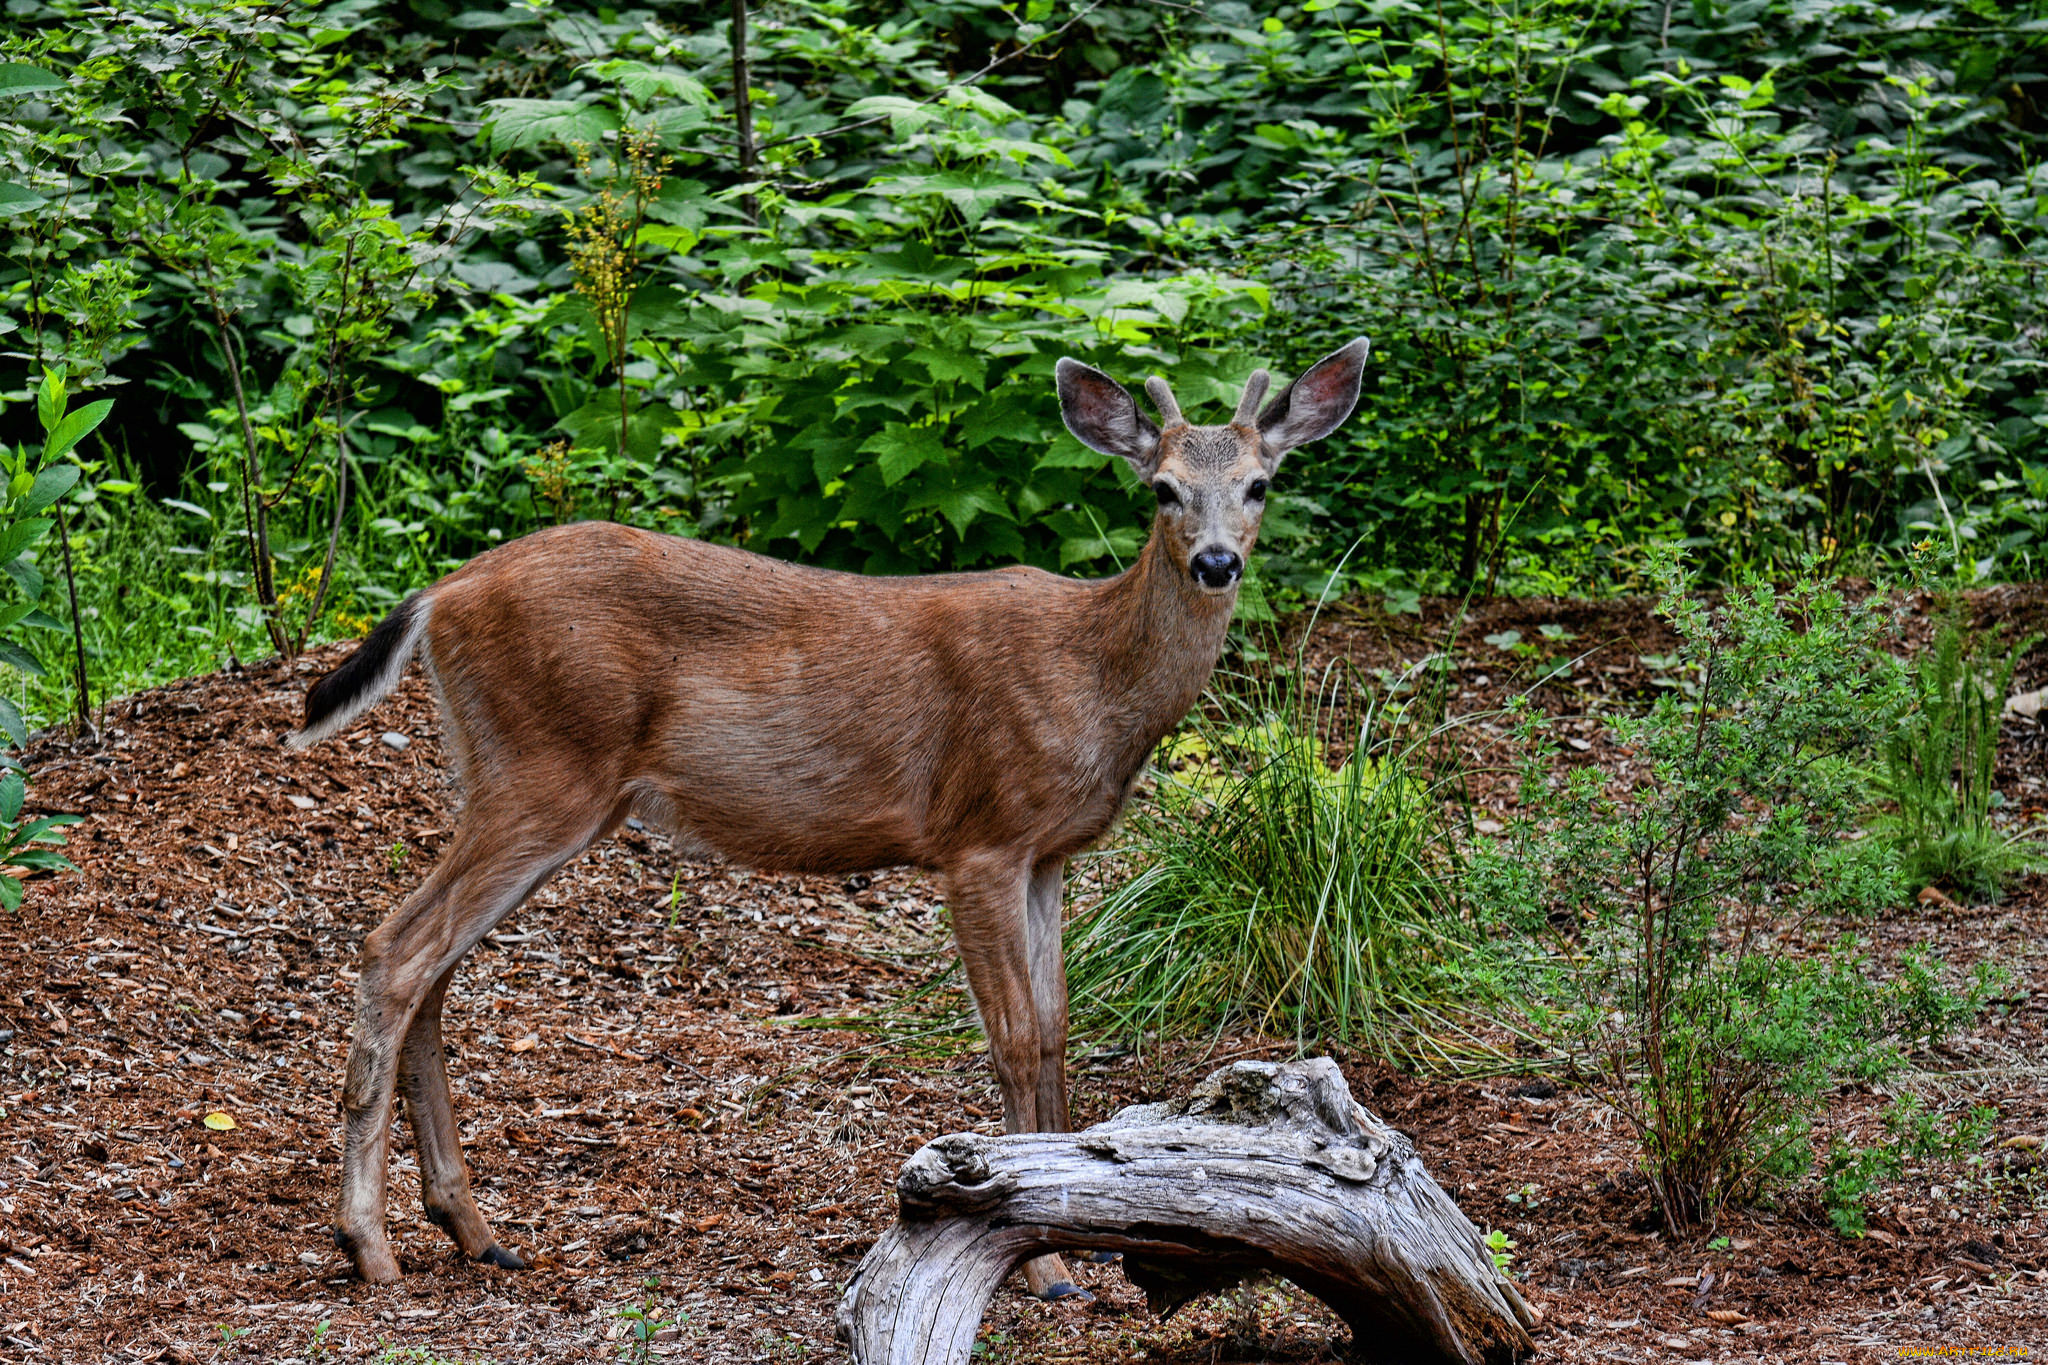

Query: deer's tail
left=287, top=592, right=432, bottom=750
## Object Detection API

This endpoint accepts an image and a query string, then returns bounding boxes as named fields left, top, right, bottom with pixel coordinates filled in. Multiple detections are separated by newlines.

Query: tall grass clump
left=1065, top=651, right=1494, bottom=1063
left=1874, top=611, right=2042, bottom=901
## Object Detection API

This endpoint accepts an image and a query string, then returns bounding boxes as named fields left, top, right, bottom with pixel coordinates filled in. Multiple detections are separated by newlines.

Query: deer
left=286, top=337, right=1370, bottom=1301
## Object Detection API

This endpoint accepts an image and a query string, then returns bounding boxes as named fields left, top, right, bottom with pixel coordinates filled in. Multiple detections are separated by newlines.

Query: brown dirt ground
left=2, top=587, right=2045, bottom=1364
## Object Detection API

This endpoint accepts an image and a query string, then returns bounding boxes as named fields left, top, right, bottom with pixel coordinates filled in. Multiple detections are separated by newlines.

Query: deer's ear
left=1056, top=357, right=1162, bottom=476
left=1256, top=338, right=1370, bottom=470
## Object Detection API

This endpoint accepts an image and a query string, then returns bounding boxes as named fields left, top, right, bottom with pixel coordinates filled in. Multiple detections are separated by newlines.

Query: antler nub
left=1234, top=369, right=1271, bottom=426
left=1143, top=376, right=1185, bottom=429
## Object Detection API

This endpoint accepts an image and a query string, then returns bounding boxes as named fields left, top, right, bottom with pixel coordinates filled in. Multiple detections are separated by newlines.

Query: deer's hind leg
left=400, top=964, right=523, bottom=1268
left=334, top=791, right=618, bottom=1282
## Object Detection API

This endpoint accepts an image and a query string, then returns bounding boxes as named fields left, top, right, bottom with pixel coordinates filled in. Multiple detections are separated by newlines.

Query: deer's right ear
left=1056, top=357, right=1162, bottom=477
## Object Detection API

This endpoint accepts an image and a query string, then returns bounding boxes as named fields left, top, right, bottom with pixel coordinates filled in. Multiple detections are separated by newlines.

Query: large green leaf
left=0, top=182, right=44, bottom=217
left=22, top=463, right=80, bottom=515
left=480, top=99, right=619, bottom=152
left=861, top=423, right=948, bottom=486
left=0, top=517, right=54, bottom=567
left=583, top=60, right=713, bottom=107
left=844, top=95, right=942, bottom=139
left=905, top=484, right=1011, bottom=538
left=1, top=557, right=42, bottom=602
left=35, top=369, right=63, bottom=434
left=0, top=639, right=45, bottom=677
left=865, top=170, right=1036, bottom=224
left=448, top=9, right=541, bottom=28
left=0, top=63, right=62, bottom=95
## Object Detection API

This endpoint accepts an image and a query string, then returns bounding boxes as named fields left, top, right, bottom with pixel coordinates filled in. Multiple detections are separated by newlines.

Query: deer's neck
left=1086, top=529, right=1236, bottom=753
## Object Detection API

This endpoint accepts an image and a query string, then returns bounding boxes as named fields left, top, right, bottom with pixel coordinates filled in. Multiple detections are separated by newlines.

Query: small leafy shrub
left=1820, top=1143, right=1898, bottom=1238
left=1874, top=609, right=2042, bottom=900
left=1065, top=652, right=1489, bottom=1060
left=615, top=1275, right=681, bottom=1364
left=1, top=369, right=99, bottom=743
left=0, top=369, right=97, bottom=909
left=0, top=769, right=78, bottom=913
left=1823, top=1092, right=2000, bottom=1237
left=1471, top=552, right=1992, bottom=1229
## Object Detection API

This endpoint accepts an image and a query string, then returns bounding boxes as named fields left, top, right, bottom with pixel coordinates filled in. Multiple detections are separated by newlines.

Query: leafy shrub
left=0, top=369, right=95, bottom=908
left=0, top=767, right=77, bottom=912
left=1823, top=1092, right=1999, bottom=1238
left=1065, top=650, right=1494, bottom=1061
left=1874, top=606, right=2042, bottom=900
left=1470, top=552, right=1994, bottom=1228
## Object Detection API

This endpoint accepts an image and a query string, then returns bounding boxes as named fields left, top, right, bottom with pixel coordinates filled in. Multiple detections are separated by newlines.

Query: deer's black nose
left=1191, top=549, right=1242, bottom=589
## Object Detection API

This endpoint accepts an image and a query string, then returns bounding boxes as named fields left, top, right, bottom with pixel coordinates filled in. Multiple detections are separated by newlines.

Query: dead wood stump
left=838, top=1058, right=1537, bottom=1365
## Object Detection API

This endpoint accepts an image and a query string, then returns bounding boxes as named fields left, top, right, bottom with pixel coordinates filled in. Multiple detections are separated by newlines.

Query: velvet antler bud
left=1234, top=369, right=1271, bottom=426
left=1143, top=376, right=1185, bottom=429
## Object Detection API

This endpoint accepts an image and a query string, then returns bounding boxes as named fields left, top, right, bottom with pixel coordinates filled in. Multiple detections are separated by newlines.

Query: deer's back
left=422, top=521, right=1144, bottom=872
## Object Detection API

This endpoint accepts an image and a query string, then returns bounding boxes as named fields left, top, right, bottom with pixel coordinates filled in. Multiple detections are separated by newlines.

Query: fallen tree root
left=838, top=1058, right=1537, bottom=1365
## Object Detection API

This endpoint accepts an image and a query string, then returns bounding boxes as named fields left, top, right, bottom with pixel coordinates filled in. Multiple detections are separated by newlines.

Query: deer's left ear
left=1056, top=357, right=1163, bottom=478
left=1256, top=338, right=1370, bottom=472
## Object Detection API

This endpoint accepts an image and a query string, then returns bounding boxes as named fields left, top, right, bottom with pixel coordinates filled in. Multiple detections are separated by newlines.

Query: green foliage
left=1874, top=603, right=2043, bottom=899
left=0, top=368, right=92, bottom=909
left=0, top=0, right=2039, bottom=731
left=0, top=369, right=93, bottom=741
left=1823, top=1091, right=2000, bottom=1237
left=614, top=1276, right=682, bottom=1364
left=0, top=767, right=79, bottom=912
left=1080, top=1, right=2048, bottom=590
left=1468, top=551, right=1997, bottom=1228
left=1065, top=650, right=1500, bottom=1061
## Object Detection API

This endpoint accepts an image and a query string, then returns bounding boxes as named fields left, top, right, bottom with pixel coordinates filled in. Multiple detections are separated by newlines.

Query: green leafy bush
left=3, top=0, right=2047, bottom=726
left=1471, top=552, right=1992, bottom=1228
left=0, top=368, right=95, bottom=908
left=1823, top=1092, right=2000, bottom=1238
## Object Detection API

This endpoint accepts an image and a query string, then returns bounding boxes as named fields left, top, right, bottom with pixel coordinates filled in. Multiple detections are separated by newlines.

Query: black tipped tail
left=289, top=594, right=430, bottom=749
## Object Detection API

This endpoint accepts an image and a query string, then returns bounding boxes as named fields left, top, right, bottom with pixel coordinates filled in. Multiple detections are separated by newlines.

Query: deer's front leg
left=1025, top=855, right=1071, bottom=1135
left=945, top=851, right=1090, bottom=1303
left=945, top=852, right=1040, bottom=1133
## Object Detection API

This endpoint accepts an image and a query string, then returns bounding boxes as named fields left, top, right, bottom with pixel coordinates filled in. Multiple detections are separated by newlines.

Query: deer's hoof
left=476, top=1244, right=526, bottom=1271
left=1038, top=1281, right=1094, bottom=1304
left=334, top=1227, right=402, bottom=1283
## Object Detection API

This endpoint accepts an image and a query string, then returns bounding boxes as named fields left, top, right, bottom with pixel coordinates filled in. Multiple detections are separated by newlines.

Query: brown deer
left=288, top=338, right=1369, bottom=1299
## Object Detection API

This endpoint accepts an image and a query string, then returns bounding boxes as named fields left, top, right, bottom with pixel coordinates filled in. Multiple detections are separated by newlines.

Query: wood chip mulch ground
left=2, top=587, right=2044, bottom=1363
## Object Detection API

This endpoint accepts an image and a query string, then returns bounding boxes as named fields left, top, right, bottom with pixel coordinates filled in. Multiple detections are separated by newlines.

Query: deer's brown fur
left=292, top=340, right=1369, bottom=1295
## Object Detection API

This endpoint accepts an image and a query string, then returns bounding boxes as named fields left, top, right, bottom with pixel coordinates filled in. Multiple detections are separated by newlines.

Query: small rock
left=380, top=731, right=411, bottom=751
left=298, top=1251, right=322, bottom=1265
left=287, top=794, right=318, bottom=811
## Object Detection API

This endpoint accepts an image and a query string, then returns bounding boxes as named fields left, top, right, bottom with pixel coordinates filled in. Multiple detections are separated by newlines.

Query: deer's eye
left=1154, top=481, right=1182, bottom=508
left=1245, top=479, right=1270, bottom=503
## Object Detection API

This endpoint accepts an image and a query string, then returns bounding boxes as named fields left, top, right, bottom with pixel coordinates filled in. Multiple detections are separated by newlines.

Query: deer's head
left=1055, top=339, right=1370, bottom=595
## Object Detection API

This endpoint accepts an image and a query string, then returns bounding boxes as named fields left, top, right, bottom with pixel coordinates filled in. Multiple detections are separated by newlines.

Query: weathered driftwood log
left=838, top=1059, right=1537, bottom=1365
